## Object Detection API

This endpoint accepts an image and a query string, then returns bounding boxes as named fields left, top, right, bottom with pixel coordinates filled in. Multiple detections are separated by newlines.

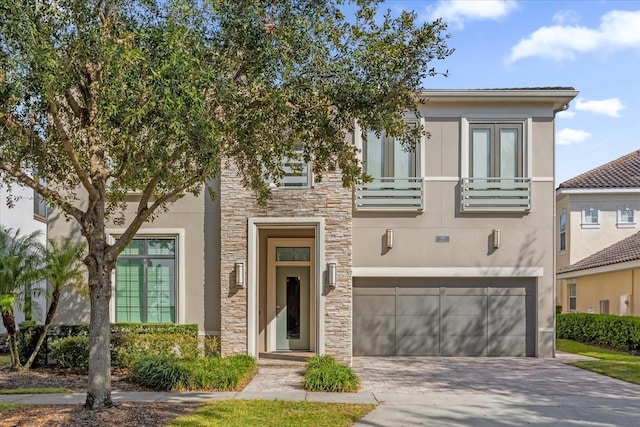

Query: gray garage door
left=352, top=278, right=535, bottom=356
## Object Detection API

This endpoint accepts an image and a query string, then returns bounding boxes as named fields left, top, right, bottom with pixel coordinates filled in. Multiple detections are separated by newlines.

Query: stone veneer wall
left=219, top=164, right=353, bottom=363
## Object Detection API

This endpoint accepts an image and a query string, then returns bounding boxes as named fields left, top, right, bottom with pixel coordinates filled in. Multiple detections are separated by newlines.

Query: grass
left=130, top=354, right=257, bottom=391
left=0, top=353, right=10, bottom=367
left=302, top=355, right=360, bottom=392
left=557, top=339, right=640, bottom=385
left=0, top=387, right=75, bottom=394
left=0, top=403, right=19, bottom=413
left=168, top=400, right=375, bottom=427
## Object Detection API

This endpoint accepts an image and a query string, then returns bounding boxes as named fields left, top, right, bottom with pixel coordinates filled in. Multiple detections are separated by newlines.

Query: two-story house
left=49, top=87, right=578, bottom=362
left=556, top=150, right=640, bottom=315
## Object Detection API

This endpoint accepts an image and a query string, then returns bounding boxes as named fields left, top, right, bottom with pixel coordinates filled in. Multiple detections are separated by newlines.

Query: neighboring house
left=556, top=150, right=640, bottom=315
left=557, top=232, right=640, bottom=316
left=0, top=181, right=48, bottom=333
left=49, top=87, right=578, bottom=362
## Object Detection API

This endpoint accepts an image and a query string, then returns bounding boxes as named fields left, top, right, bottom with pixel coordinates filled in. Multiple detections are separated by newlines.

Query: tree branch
left=47, top=101, right=99, bottom=200
left=0, top=112, right=46, bottom=146
left=108, top=181, right=195, bottom=260
left=64, top=89, right=86, bottom=123
left=0, top=159, right=84, bottom=223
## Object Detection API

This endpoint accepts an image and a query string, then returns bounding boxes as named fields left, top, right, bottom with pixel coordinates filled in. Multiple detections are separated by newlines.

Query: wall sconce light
left=235, top=262, right=245, bottom=287
left=328, top=262, right=337, bottom=288
left=386, top=229, right=394, bottom=249
left=492, top=229, right=501, bottom=249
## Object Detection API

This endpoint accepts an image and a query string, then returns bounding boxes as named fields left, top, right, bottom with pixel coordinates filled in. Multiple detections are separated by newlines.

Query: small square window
left=582, top=207, right=599, bottom=228
left=617, top=207, right=635, bottom=228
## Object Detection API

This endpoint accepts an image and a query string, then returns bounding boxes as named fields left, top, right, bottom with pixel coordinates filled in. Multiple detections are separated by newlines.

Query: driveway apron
left=353, top=356, right=640, bottom=427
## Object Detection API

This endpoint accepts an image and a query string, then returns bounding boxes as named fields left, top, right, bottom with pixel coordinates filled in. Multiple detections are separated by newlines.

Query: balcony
left=355, top=177, right=424, bottom=211
left=461, top=177, right=531, bottom=212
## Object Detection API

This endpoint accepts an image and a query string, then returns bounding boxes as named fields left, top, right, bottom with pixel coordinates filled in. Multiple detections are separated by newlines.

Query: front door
left=276, top=266, right=310, bottom=350
left=266, top=238, right=315, bottom=353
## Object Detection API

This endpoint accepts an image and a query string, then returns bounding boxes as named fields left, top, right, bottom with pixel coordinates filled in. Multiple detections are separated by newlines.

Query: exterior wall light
left=492, top=229, right=501, bottom=249
left=328, top=262, right=337, bottom=288
left=386, top=229, right=394, bottom=249
left=235, top=262, right=245, bottom=287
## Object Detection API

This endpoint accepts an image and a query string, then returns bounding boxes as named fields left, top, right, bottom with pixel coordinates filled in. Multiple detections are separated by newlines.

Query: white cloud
left=556, top=110, right=575, bottom=119
left=556, top=128, right=590, bottom=145
left=427, top=0, right=518, bottom=29
left=575, top=97, right=625, bottom=117
left=507, top=10, right=640, bottom=62
left=552, top=10, right=580, bottom=25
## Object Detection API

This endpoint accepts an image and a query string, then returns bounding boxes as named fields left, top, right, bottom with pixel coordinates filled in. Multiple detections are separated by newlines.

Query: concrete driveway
left=352, top=356, right=640, bottom=426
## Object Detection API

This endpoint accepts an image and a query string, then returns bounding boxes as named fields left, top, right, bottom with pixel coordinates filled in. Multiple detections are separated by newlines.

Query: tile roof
left=558, top=150, right=640, bottom=189
left=558, top=231, right=640, bottom=274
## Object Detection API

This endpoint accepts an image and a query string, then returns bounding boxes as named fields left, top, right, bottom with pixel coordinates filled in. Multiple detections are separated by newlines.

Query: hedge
left=556, top=313, right=640, bottom=353
left=17, top=322, right=199, bottom=367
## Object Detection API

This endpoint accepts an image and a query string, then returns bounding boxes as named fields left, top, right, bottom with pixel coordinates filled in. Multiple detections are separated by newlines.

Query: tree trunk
left=1, top=310, right=23, bottom=370
left=23, top=289, right=61, bottom=369
left=84, top=252, right=114, bottom=409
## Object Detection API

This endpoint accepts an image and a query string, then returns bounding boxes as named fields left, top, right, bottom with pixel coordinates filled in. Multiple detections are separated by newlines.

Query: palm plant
left=0, top=226, right=45, bottom=369
left=22, top=237, right=86, bottom=369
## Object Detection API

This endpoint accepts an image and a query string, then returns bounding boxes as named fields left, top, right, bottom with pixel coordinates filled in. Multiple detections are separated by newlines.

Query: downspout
left=551, top=103, right=568, bottom=358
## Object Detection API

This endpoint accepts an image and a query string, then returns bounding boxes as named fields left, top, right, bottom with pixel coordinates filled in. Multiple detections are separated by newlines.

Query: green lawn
left=557, top=339, right=640, bottom=385
left=168, top=400, right=375, bottom=427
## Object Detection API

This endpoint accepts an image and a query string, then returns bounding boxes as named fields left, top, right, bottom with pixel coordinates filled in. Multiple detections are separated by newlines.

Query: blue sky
left=383, top=0, right=640, bottom=184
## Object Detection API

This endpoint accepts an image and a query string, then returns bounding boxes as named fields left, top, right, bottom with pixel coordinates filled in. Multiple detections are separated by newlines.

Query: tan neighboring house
left=49, top=87, right=578, bottom=362
left=556, top=150, right=640, bottom=315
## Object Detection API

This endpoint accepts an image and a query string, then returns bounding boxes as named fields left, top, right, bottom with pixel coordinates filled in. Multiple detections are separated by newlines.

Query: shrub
left=111, top=332, right=200, bottom=368
left=17, top=322, right=198, bottom=367
left=50, top=336, right=89, bottom=368
left=130, top=354, right=257, bottom=391
left=557, top=313, right=640, bottom=353
left=18, top=323, right=89, bottom=367
left=302, top=355, right=360, bottom=392
left=204, top=335, right=220, bottom=357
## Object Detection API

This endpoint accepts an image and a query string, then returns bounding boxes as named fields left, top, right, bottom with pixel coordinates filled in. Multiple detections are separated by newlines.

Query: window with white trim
left=568, top=282, right=577, bottom=312
left=559, top=208, right=567, bottom=252
left=617, top=206, right=635, bottom=228
left=582, top=207, right=599, bottom=228
left=268, top=146, right=312, bottom=188
left=115, top=238, right=176, bottom=323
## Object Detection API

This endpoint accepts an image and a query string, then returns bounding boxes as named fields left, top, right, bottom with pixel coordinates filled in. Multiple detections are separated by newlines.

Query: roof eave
left=417, top=89, right=579, bottom=110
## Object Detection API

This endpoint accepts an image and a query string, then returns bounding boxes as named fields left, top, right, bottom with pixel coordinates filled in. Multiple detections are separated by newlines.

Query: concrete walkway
left=2, top=353, right=640, bottom=426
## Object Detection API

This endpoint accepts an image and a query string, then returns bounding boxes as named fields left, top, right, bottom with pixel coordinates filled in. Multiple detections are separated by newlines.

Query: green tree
left=0, top=0, right=452, bottom=408
left=0, top=227, right=44, bottom=369
left=22, top=238, right=86, bottom=369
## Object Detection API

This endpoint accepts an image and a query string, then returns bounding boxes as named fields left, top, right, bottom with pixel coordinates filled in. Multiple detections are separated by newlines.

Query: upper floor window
left=470, top=123, right=523, bottom=179
left=364, top=129, right=417, bottom=179
left=559, top=208, right=567, bottom=252
left=269, top=147, right=312, bottom=189
left=115, top=237, right=176, bottom=323
left=617, top=206, right=635, bottom=228
left=582, top=207, right=599, bottom=228
left=461, top=120, right=530, bottom=213
left=33, top=190, right=47, bottom=220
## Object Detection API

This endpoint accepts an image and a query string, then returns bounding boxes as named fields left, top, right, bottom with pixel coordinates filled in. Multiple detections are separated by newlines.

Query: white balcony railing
left=461, top=177, right=531, bottom=212
left=355, top=177, right=424, bottom=211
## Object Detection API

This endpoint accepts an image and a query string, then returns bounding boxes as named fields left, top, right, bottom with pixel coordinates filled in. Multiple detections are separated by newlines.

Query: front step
left=258, top=352, right=314, bottom=367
